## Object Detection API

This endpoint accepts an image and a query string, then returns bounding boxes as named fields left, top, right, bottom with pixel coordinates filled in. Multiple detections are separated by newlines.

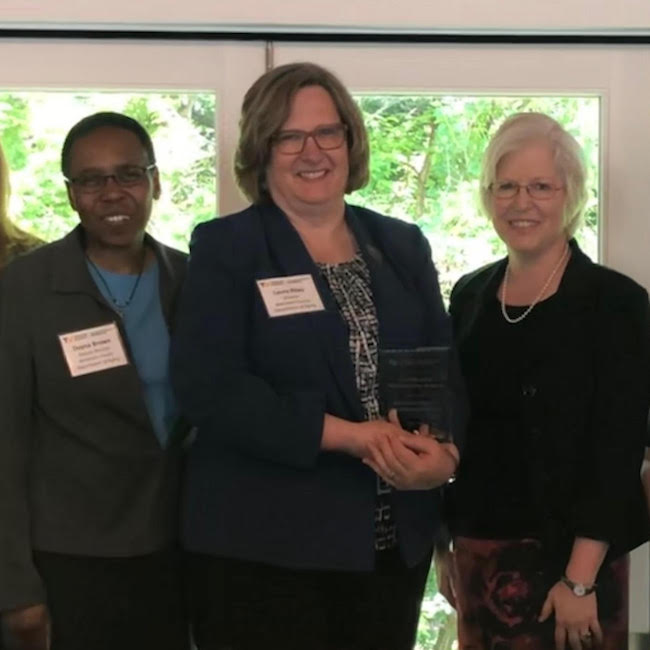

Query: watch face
left=574, top=584, right=587, bottom=597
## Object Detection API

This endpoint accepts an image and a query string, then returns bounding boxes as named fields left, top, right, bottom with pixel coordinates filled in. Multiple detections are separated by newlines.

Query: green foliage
left=122, top=96, right=164, bottom=137
left=416, top=562, right=457, bottom=650
left=0, top=95, right=30, bottom=171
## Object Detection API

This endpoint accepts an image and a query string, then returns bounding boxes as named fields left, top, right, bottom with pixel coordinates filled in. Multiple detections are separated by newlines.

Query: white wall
left=1, top=0, right=650, bottom=32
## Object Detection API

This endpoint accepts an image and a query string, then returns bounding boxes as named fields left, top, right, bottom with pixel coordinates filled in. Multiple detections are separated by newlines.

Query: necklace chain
left=86, top=248, right=146, bottom=316
left=500, top=245, right=570, bottom=324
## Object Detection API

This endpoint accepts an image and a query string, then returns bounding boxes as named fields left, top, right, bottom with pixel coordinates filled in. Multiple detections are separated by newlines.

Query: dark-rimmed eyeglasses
left=65, top=164, right=157, bottom=193
left=273, top=123, right=348, bottom=155
left=489, top=180, right=564, bottom=200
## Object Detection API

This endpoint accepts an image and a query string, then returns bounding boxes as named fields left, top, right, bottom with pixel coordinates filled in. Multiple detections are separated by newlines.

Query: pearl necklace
left=500, top=245, right=570, bottom=324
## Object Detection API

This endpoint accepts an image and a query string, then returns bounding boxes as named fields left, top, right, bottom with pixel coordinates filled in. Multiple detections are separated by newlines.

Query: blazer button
left=522, top=384, right=537, bottom=397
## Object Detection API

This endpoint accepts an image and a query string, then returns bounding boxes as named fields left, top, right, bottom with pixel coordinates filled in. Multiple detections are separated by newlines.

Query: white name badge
left=58, top=322, right=129, bottom=377
left=256, top=274, right=325, bottom=318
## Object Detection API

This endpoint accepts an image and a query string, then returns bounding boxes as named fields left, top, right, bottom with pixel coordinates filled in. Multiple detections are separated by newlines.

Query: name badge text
left=58, top=322, right=129, bottom=377
left=256, top=274, right=325, bottom=317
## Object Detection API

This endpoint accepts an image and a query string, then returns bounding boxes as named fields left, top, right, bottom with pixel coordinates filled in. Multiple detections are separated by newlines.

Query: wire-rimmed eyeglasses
left=489, top=180, right=564, bottom=200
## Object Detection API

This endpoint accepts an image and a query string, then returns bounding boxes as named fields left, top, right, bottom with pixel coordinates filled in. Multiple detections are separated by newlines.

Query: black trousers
left=187, top=547, right=432, bottom=650
left=14, top=548, right=190, bottom=650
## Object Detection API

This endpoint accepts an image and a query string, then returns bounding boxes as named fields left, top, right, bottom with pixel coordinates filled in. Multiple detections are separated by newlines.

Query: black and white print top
left=317, top=253, right=397, bottom=551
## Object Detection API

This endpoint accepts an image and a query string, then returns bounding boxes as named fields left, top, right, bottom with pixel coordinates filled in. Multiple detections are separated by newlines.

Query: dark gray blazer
left=0, top=226, right=187, bottom=613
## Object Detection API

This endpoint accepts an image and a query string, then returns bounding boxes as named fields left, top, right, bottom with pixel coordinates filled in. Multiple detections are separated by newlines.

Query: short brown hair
left=235, top=62, right=369, bottom=204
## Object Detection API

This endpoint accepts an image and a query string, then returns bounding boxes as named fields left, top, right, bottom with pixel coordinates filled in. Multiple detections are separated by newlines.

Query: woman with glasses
left=443, top=112, right=650, bottom=650
left=172, top=62, right=465, bottom=650
left=0, top=112, right=189, bottom=650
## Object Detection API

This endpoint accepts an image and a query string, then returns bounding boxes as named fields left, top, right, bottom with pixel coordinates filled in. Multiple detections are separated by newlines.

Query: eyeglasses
left=273, top=123, right=348, bottom=155
left=65, top=164, right=156, bottom=193
left=489, top=180, right=564, bottom=200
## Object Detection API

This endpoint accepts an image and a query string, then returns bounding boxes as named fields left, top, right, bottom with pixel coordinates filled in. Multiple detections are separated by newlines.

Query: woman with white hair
left=444, top=112, right=649, bottom=649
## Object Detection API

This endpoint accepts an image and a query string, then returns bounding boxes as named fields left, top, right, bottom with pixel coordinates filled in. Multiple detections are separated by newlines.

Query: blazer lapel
left=259, top=203, right=364, bottom=421
left=146, top=235, right=184, bottom=327
left=51, top=226, right=182, bottom=321
left=48, top=225, right=175, bottom=445
left=454, top=258, right=505, bottom=344
left=346, top=206, right=435, bottom=349
left=554, top=240, right=598, bottom=307
left=257, top=203, right=337, bottom=308
left=50, top=226, right=113, bottom=309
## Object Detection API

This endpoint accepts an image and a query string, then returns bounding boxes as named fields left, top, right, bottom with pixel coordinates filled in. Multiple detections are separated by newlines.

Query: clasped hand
left=2, top=603, right=50, bottom=650
left=361, top=410, right=458, bottom=490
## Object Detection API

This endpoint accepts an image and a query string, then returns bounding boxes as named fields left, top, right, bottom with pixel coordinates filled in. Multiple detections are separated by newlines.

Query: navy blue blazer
left=172, top=202, right=465, bottom=571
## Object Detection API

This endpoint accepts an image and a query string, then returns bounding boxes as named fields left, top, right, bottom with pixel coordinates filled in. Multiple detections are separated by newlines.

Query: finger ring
left=580, top=631, right=592, bottom=640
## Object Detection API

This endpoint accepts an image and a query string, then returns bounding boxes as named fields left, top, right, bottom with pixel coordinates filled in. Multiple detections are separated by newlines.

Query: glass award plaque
left=379, top=346, right=452, bottom=442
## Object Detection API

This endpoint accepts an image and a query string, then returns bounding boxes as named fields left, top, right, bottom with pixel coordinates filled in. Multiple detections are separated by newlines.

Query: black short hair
left=61, top=111, right=156, bottom=177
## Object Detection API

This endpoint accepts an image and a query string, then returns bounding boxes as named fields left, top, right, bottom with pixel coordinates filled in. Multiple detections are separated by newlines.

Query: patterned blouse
left=317, top=253, right=397, bottom=551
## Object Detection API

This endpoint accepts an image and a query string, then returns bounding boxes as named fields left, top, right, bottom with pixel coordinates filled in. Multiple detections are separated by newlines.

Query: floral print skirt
left=452, top=537, right=629, bottom=650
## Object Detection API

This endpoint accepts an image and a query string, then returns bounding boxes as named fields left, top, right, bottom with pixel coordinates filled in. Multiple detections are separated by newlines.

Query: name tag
left=256, top=274, right=325, bottom=318
left=58, top=322, right=129, bottom=377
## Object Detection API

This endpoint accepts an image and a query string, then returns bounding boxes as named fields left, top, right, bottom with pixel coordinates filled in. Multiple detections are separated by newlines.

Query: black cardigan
left=448, top=239, right=650, bottom=568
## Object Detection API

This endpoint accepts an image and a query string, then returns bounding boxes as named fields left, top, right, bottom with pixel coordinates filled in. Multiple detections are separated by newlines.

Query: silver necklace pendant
left=86, top=248, right=147, bottom=317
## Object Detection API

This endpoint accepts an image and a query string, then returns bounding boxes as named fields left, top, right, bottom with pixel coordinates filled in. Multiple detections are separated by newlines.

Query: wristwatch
left=561, top=576, right=597, bottom=597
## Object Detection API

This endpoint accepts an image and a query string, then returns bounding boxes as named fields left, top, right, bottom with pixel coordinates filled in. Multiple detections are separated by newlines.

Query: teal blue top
left=87, top=259, right=177, bottom=447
